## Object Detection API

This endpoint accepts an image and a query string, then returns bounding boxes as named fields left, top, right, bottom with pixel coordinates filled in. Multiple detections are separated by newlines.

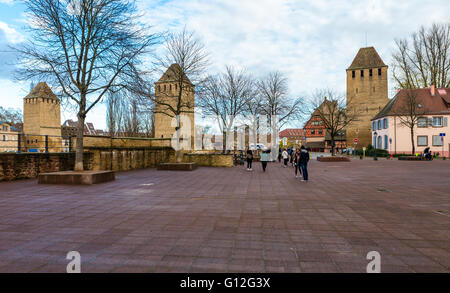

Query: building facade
left=0, top=121, right=20, bottom=152
left=346, top=47, right=389, bottom=149
left=154, top=64, right=195, bottom=147
left=371, top=87, right=449, bottom=157
left=23, top=82, right=62, bottom=152
left=304, top=102, right=346, bottom=152
left=279, top=129, right=305, bottom=148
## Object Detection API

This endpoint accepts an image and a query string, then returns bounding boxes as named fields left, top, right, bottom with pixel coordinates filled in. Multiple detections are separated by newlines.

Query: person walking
left=294, top=149, right=301, bottom=178
left=246, top=149, right=253, bottom=171
left=260, top=149, right=270, bottom=172
left=282, top=148, right=289, bottom=168
left=299, top=146, right=309, bottom=181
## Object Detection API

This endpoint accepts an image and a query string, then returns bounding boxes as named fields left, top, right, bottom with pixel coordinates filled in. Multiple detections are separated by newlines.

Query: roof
left=347, top=47, right=387, bottom=70
left=372, top=87, right=450, bottom=120
left=25, top=82, right=59, bottom=100
left=156, top=64, right=193, bottom=85
left=279, top=129, right=304, bottom=138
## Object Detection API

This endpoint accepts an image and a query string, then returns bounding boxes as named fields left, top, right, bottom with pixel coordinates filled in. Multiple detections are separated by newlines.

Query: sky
left=0, top=0, right=449, bottom=130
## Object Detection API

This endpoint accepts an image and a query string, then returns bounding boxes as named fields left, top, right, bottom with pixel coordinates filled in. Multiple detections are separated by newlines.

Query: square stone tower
left=154, top=64, right=195, bottom=145
left=23, top=82, right=62, bottom=152
left=346, top=47, right=389, bottom=148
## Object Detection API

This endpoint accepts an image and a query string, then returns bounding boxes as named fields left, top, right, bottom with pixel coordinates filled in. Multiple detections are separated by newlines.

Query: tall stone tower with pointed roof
left=23, top=82, right=62, bottom=151
left=346, top=47, right=388, bottom=148
left=154, top=64, right=195, bottom=142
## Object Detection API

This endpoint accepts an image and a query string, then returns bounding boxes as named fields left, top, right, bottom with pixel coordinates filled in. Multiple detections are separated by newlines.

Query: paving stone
left=0, top=159, right=448, bottom=273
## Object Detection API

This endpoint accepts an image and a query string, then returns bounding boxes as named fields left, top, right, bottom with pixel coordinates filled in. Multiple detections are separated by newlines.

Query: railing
left=0, top=133, right=73, bottom=153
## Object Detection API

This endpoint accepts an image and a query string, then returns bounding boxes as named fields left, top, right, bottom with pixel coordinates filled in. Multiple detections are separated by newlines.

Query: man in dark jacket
left=299, top=146, right=309, bottom=181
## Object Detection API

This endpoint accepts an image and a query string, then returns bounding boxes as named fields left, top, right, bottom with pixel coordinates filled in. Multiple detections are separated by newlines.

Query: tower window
left=170, top=84, right=172, bottom=91
left=352, top=71, right=355, bottom=78
left=356, top=88, right=358, bottom=94
left=163, top=85, right=166, bottom=91
left=369, top=69, right=373, bottom=77
left=378, top=68, right=382, bottom=76
left=158, top=85, right=160, bottom=92
left=360, top=70, right=364, bottom=77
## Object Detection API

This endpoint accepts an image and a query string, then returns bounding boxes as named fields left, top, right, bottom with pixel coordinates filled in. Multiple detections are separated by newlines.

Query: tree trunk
left=410, top=127, right=415, bottom=155
left=222, top=130, right=227, bottom=154
left=74, top=112, right=85, bottom=171
left=331, top=137, right=336, bottom=156
left=176, top=115, right=182, bottom=163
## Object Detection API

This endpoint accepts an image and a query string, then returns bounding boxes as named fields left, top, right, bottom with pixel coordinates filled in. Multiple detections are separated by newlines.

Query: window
left=378, top=120, right=382, bottom=129
left=352, top=71, right=355, bottom=78
left=432, top=117, right=443, bottom=127
left=417, top=136, right=428, bottom=146
left=378, top=136, right=382, bottom=149
left=311, top=130, right=315, bottom=135
left=2, top=135, right=5, bottom=141
left=369, top=69, right=373, bottom=77
left=383, top=118, right=388, bottom=129
left=361, top=70, right=364, bottom=77
left=356, top=88, right=358, bottom=94
left=418, top=117, right=427, bottom=127
left=169, top=84, right=172, bottom=91
left=372, top=121, right=376, bottom=130
left=384, top=135, right=388, bottom=149
left=378, top=68, right=382, bottom=76
left=319, top=130, right=323, bottom=135
left=432, top=135, right=443, bottom=146
left=2, top=125, right=7, bottom=131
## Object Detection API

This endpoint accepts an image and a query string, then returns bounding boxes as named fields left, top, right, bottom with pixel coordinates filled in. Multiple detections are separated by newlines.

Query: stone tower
left=346, top=47, right=388, bottom=148
left=154, top=64, right=195, bottom=144
left=23, top=82, right=62, bottom=152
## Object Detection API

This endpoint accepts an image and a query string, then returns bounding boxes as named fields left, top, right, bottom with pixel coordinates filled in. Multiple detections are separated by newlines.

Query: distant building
left=23, top=82, right=62, bottom=152
left=61, top=120, right=105, bottom=136
left=0, top=121, right=20, bottom=152
left=372, top=87, right=449, bottom=157
left=279, top=129, right=305, bottom=147
left=346, top=47, right=389, bottom=149
left=303, top=101, right=346, bottom=152
left=154, top=64, right=195, bottom=147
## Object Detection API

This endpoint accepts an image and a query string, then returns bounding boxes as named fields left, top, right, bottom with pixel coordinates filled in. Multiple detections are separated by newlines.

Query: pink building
left=371, top=87, right=449, bottom=157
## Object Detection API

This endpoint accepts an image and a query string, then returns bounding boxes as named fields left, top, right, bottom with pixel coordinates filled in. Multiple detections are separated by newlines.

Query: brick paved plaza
left=0, top=159, right=449, bottom=273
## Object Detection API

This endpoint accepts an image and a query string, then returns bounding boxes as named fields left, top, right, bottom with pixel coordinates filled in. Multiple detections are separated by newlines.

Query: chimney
left=431, top=85, right=435, bottom=96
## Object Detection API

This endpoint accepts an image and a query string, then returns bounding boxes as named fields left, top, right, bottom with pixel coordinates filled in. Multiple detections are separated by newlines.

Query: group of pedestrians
left=246, top=148, right=271, bottom=172
left=280, top=146, right=309, bottom=181
left=246, top=146, right=310, bottom=182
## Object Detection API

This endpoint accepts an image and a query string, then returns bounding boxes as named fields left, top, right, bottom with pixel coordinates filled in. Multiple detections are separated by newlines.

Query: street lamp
left=373, top=132, right=378, bottom=161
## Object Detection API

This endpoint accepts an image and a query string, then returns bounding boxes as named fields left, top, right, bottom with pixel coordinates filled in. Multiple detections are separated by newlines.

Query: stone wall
left=183, top=153, right=234, bottom=167
left=79, top=135, right=172, bottom=148
left=0, top=152, right=93, bottom=181
left=86, top=146, right=176, bottom=171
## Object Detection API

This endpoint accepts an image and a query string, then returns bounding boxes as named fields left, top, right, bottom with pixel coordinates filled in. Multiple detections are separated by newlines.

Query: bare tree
left=392, top=23, right=450, bottom=89
left=198, top=66, right=254, bottom=153
left=392, top=90, right=425, bottom=155
left=152, top=28, right=209, bottom=162
left=257, top=72, right=304, bottom=158
left=310, top=89, right=358, bottom=156
left=14, top=0, right=159, bottom=170
left=106, top=90, right=154, bottom=137
left=0, top=107, right=23, bottom=126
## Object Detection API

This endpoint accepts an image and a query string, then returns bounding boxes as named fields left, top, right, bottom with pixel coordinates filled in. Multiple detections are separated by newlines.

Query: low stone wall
left=78, top=135, right=172, bottom=148
left=85, top=146, right=175, bottom=171
left=183, top=153, right=234, bottom=167
left=0, top=152, right=93, bottom=181
left=317, top=156, right=351, bottom=162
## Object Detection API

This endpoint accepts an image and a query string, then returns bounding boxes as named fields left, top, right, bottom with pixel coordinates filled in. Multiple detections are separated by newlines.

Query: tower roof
left=156, top=64, right=193, bottom=85
left=25, top=82, right=59, bottom=100
left=347, top=47, right=387, bottom=70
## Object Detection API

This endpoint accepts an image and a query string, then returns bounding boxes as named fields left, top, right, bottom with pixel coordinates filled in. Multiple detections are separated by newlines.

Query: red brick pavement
left=0, top=159, right=449, bottom=273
